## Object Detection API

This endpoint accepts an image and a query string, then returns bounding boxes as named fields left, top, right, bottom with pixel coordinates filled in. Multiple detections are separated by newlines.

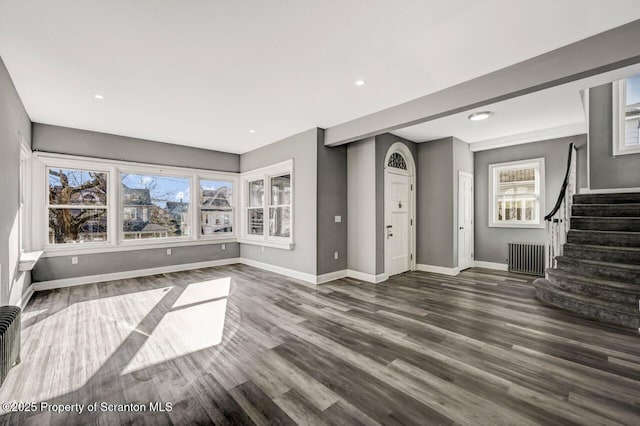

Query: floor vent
left=508, top=242, right=544, bottom=276
left=0, top=306, right=21, bottom=387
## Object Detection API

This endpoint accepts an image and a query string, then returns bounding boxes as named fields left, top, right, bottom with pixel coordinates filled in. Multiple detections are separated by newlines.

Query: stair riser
left=567, top=231, right=640, bottom=248
left=534, top=285, right=639, bottom=329
left=563, top=246, right=640, bottom=265
left=546, top=272, right=640, bottom=304
left=556, top=259, right=640, bottom=284
left=572, top=205, right=640, bottom=217
left=570, top=218, right=640, bottom=232
left=573, top=193, right=640, bottom=204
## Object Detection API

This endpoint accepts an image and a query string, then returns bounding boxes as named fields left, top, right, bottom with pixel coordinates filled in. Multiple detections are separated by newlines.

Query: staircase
left=534, top=192, right=640, bottom=329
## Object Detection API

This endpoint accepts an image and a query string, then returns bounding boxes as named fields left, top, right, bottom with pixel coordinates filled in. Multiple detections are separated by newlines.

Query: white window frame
left=33, top=152, right=238, bottom=257
left=19, top=137, right=32, bottom=254
left=488, top=158, right=545, bottom=229
left=239, top=159, right=294, bottom=250
left=613, top=77, right=640, bottom=156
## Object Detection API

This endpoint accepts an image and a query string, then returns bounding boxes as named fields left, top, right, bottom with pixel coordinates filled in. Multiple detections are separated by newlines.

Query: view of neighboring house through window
left=247, top=179, right=264, bottom=235
left=200, top=179, right=233, bottom=235
left=48, top=168, right=108, bottom=244
left=489, top=158, right=544, bottom=228
left=121, top=173, right=190, bottom=240
left=613, top=73, right=640, bottom=155
left=269, top=174, right=291, bottom=238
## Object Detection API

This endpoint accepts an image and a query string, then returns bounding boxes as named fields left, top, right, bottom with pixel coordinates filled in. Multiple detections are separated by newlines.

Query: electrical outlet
left=166, top=248, right=172, bottom=256
left=261, top=246, right=265, bottom=253
left=335, top=215, right=342, bottom=223
left=221, top=244, right=226, bottom=250
left=334, top=252, right=339, bottom=260
left=71, top=256, right=78, bottom=265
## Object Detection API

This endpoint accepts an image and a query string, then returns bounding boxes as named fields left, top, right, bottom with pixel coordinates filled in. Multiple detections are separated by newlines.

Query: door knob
left=459, top=226, right=464, bottom=230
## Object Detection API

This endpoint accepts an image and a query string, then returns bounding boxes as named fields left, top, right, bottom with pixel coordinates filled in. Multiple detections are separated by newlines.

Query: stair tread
left=556, top=255, right=640, bottom=271
left=563, top=243, right=640, bottom=253
left=547, top=268, right=640, bottom=292
left=568, top=229, right=640, bottom=235
left=570, top=216, right=640, bottom=219
left=534, top=278, right=639, bottom=313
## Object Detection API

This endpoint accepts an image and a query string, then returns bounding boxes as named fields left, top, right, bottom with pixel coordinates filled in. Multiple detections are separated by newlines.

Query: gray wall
left=347, top=138, right=376, bottom=275
left=31, top=124, right=241, bottom=282
left=474, top=134, right=588, bottom=264
left=589, top=83, right=640, bottom=189
left=33, top=243, right=239, bottom=282
left=374, top=133, right=417, bottom=275
left=317, top=132, right=347, bottom=275
left=240, top=128, right=319, bottom=276
left=416, top=138, right=456, bottom=268
left=0, top=56, right=32, bottom=305
left=452, top=137, right=474, bottom=267
left=33, top=123, right=240, bottom=172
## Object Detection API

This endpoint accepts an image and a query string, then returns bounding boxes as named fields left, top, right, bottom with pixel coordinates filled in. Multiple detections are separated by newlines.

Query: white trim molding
left=612, top=77, right=640, bottom=156
left=346, top=270, right=388, bottom=283
left=239, top=258, right=316, bottom=284
left=473, top=260, right=508, bottom=271
left=19, top=284, right=35, bottom=310
left=416, top=264, right=460, bottom=276
left=316, top=269, right=348, bottom=284
left=580, top=187, right=640, bottom=194
left=469, top=123, right=586, bottom=152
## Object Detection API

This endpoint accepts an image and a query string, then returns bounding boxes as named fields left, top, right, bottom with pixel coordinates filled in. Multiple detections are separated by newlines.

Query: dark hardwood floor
left=1, top=265, right=639, bottom=425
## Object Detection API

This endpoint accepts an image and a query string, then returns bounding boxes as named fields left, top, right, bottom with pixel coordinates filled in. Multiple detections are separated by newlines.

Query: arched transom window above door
left=387, top=152, right=407, bottom=170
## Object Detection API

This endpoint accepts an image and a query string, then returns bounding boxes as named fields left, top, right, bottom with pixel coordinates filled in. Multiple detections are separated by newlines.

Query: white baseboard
left=473, top=260, right=508, bottom=271
left=239, top=258, right=318, bottom=284
left=344, top=270, right=388, bottom=283
left=416, top=264, right=460, bottom=276
left=19, top=284, right=35, bottom=309
left=32, top=258, right=241, bottom=291
left=580, top=187, right=640, bottom=194
left=315, top=269, right=348, bottom=284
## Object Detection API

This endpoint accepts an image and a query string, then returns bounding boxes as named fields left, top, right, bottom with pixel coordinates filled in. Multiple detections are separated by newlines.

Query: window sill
left=237, top=238, right=295, bottom=250
left=613, top=146, right=640, bottom=156
left=42, top=238, right=237, bottom=257
left=19, top=250, right=43, bottom=271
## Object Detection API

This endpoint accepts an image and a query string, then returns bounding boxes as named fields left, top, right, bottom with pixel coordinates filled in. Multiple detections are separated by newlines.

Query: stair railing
left=544, top=143, right=577, bottom=275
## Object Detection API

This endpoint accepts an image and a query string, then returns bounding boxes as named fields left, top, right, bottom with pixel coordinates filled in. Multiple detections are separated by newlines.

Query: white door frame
left=457, top=171, right=474, bottom=271
left=384, top=142, right=416, bottom=276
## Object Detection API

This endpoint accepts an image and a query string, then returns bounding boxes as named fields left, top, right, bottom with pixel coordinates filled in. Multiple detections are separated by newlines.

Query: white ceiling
left=392, top=63, right=640, bottom=148
left=1, top=1, right=640, bottom=154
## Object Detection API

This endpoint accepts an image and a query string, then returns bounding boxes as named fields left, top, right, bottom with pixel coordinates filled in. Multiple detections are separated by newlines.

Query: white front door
left=458, top=171, right=474, bottom=271
left=386, top=173, right=411, bottom=276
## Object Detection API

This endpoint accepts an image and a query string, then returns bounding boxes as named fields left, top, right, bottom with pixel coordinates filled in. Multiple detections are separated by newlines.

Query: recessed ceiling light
left=249, top=129, right=256, bottom=134
left=93, top=94, right=104, bottom=100
left=355, top=80, right=366, bottom=86
left=468, top=111, right=493, bottom=121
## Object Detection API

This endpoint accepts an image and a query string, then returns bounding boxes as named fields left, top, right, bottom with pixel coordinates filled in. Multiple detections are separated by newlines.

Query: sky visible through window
left=627, top=74, right=640, bottom=106
left=121, top=174, right=190, bottom=208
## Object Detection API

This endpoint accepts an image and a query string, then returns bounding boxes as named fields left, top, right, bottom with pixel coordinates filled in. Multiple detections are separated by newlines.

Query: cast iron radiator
left=0, top=306, right=21, bottom=387
left=508, top=242, right=545, bottom=276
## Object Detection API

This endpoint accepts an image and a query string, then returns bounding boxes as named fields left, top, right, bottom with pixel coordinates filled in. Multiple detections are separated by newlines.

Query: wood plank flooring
left=0, top=265, right=639, bottom=425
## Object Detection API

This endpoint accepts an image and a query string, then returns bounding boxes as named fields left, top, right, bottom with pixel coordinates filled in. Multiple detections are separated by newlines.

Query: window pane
left=121, top=174, right=190, bottom=239
left=248, top=208, right=263, bottom=235
left=269, top=206, right=290, bottom=237
left=49, top=208, right=107, bottom=244
left=625, top=75, right=640, bottom=147
left=200, top=179, right=233, bottom=235
left=270, top=174, right=291, bottom=206
left=201, top=210, right=233, bottom=235
left=249, top=180, right=264, bottom=207
left=49, top=168, right=107, bottom=205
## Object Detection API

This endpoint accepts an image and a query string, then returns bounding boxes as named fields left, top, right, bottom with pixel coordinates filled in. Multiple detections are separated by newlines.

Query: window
left=35, top=152, right=239, bottom=255
left=488, top=158, right=544, bottom=228
left=268, top=174, right=291, bottom=238
left=240, top=160, right=294, bottom=248
left=247, top=179, right=264, bottom=235
left=47, top=168, right=109, bottom=244
left=200, top=179, right=233, bottom=235
left=121, top=173, right=191, bottom=240
left=613, top=74, right=640, bottom=156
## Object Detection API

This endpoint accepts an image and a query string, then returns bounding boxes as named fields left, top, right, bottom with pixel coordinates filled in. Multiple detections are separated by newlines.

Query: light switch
left=166, top=248, right=172, bottom=256
left=335, top=215, right=342, bottom=223
left=221, top=244, right=226, bottom=250
left=71, top=256, right=78, bottom=265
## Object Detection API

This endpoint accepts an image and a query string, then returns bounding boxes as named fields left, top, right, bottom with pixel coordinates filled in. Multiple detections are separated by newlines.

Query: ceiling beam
left=324, top=19, right=640, bottom=146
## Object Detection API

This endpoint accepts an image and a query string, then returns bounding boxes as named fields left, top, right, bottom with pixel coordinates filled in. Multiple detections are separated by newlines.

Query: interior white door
left=386, top=173, right=411, bottom=276
left=458, top=171, right=474, bottom=271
